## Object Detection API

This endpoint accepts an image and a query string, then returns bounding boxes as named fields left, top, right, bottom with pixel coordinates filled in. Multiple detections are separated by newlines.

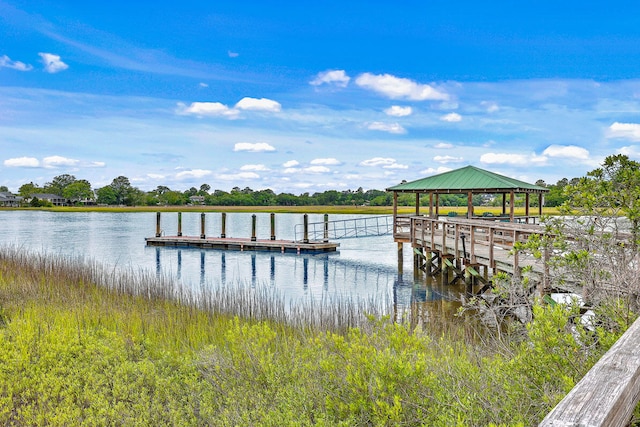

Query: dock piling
left=251, top=214, right=257, bottom=242
left=323, top=214, right=329, bottom=242
left=200, top=213, right=206, bottom=239
left=177, top=212, right=182, bottom=237
left=303, top=214, right=309, bottom=243
left=155, top=212, right=161, bottom=237
left=221, top=212, right=226, bottom=238
left=270, top=213, right=276, bottom=240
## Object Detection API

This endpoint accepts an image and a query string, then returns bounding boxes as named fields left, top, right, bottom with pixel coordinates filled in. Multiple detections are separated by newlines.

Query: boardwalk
left=145, top=235, right=339, bottom=253
left=394, top=215, right=549, bottom=290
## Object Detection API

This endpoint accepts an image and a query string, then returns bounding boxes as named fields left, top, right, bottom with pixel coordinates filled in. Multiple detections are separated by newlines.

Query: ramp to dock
left=294, top=215, right=393, bottom=242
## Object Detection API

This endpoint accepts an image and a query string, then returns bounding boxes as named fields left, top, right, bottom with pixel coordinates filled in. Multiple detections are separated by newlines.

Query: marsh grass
left=0, top=245, right=625, bottom=425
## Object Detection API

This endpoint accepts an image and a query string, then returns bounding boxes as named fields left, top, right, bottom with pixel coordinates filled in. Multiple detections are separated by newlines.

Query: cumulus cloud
left=282, top=160, right=299, bottom=168
left=0, top=55, right=32, bottom=71
left=42, top=156, right=79, bottom=168
left=228, top=50, right=239, bottom=58
left=480, top=152, right=547, bottom=166
left=235, top=97, right=281, bottom=112
left=310, top=69, right=350, bottom=87
left=284, top=165, right=331, bottom=174
left=38, top=52, right=68, bottom=73
left=440, top=112, right=462, bottom=122
left=355, top=73, right=449, bottom=101
left=608, top=122, right=640, bottom=141
left=433, top=155, right=464, bottom=164
left=175, top=169, right=213, bottom=179
left=360, top=157, right=408, bottom=169
left=620, top=146, right=640, bottom=159
left=217, top=172, right=260, bottom=180
left=240, top=164, right=269, bottom=171
left=86, top=161, right=106, bottom=168
left=420, top=166, right=452, bottom=175
left=367, top=121, right=406, bottom=134
left=3, top=157, right=40, bottom=167
left=384, top=105, right=413, bottom=117
left=177, top=101, right=239, bottom=118
left=542, top=145, right=590, bottom=160
left=233, top=142, right=276, bottom=152
left=310, top=158, right=341, bottom=165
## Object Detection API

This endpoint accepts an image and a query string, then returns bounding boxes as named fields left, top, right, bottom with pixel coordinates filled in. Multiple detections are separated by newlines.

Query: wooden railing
left=539, top=316, right=640, bottom=426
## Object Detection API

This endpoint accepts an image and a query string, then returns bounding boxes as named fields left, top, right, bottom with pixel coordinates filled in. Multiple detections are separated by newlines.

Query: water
left=0, top=210, right=463, bottom=320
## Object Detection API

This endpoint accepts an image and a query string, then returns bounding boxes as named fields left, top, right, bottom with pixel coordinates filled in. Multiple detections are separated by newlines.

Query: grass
left=0, top=245, right=623, bottom=426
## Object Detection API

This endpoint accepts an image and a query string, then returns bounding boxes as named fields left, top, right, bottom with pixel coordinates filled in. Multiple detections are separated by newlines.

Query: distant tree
left=19, top=182, right=43, bottom=198
left=109, top=176, right=135, bottom=205
left=0, top=186, right=8, bottom=192
left=184, top=187, right=198, bottom=197
left=62, top=180, right=93, bottom=203
left=199, top=183, right=211, bottom=195
left=96, top=186, right=117, bottom=205
left=45, top=174, right=77, bottom=196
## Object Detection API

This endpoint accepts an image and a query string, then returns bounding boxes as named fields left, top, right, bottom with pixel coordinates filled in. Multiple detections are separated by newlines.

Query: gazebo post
left=393, top=192, right=398, bottom=234
left=435, top=194, right=440, bottom=217
left=525, top=193, right=530, bottom=223
left=502, top=193, right=507, bottom=216
left=509, top=191, right=515, bottom=222
left=539, top=193, right=543, bottom=217
left=467, top=191, right=473, bottom=219
left=415, top=192, right=420, bottom=216
left=429, top=192, right=434, bottom=217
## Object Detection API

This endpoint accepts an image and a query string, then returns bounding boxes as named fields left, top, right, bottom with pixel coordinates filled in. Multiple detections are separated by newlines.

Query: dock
left=146, top=212, right=339, bottom=254
left=145, top=235, right=338, bottom=253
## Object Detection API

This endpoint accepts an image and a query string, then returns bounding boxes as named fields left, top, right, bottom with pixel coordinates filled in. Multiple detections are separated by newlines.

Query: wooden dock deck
left=145, top=236, right=339, bottom=253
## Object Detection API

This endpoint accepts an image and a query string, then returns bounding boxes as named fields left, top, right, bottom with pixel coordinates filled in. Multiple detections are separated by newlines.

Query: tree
left=96, top=186, right=117, bottom=205
left=45, top=174, right=77, bottom=196
left=109, top=176, right=135, bottom=205
left=0, top=186, right=8, bottom=192
left=199, top=183, right=211, bottom=195
left=19, top=182, right=42, bottom=198
left=62, top=180, right=93, bottom=203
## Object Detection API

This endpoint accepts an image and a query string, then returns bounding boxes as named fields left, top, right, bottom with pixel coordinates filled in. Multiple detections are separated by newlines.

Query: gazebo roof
left=386, top=165, right=549, bottom=194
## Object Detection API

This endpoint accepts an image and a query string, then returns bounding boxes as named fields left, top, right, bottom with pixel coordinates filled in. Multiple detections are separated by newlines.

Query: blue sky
left=2, top=0, right=640, bottom=194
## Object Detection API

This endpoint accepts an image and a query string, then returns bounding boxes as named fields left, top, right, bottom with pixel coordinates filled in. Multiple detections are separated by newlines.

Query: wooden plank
left=539, top=317, right=640, bottom=427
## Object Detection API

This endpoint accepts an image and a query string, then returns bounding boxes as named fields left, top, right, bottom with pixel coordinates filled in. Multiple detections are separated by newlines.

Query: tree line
left=3, top=173, right=575, bottom=207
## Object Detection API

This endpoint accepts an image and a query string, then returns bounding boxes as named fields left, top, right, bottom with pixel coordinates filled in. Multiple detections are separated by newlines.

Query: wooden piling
left=200, top=213, right=206, bottom=239
left=303, top=214, right=309, bottom=243
left=323, top=214, right=329, bottom=243
left=177, top=212, right=182, bottom=237
left=251, top=214, right=257, bottom=242
left=221, top=212, right=226, bottom=238
left=155, top=212, right=161, bottom=237
left=270, top=213, right=276, bottom=240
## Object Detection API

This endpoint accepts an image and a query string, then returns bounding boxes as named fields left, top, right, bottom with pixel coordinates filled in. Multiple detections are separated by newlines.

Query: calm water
left=0, top=211, right=463, bottom=319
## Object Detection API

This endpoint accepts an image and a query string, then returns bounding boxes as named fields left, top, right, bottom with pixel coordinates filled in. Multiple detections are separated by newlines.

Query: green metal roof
left=386, top=165, right=549, bottom=193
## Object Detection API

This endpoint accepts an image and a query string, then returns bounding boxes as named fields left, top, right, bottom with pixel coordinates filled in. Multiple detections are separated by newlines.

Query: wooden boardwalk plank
left=146, top=236, right=339, bottom=253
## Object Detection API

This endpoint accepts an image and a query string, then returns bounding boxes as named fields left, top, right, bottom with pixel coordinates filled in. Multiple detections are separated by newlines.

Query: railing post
left=270, top=213, right=276, bottom=240
left=200, top=213, right=206, bottom=239
left=303, top=214, right=309, bottom=243
left=323, top=214, right=329, bottom=242
left=251, top=214, right=257, bottom=241
left=155, top=212, right=161, bottom=237
left=221, top=212, right=226, bottom=238
left=177, top=212, right=182, bottom=237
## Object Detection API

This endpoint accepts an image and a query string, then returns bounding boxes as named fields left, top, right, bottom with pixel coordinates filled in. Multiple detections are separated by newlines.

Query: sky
left=2, top=1, right=640, bottom=194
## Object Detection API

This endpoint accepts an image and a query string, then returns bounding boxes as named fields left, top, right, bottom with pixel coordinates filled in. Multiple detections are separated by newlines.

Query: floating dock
left=146, top=212, right=338, bottom=254
left=145, top=235, right=338, bottom=253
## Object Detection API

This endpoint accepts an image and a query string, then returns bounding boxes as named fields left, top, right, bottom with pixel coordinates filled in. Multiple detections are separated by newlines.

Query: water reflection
left=152, top=245, right=463, bottom=321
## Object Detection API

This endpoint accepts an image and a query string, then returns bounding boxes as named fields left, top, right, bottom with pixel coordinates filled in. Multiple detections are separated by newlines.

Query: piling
left=323, top=214, right=329, bottom=242
left=251, top=214, right=257, bottom=242
left=177, top=212, right=182, bottom=236
left=155, top=212, right=161, bottom=237
left=221, top=212, right=226, bottom=238
left=303, top=214, right=309, bottom=243
left=270, top=213, right=276, bottom=240
left=200, top=213, right=206, bottom=239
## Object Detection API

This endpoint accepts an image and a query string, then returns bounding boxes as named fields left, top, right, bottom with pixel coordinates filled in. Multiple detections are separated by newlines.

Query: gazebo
left=386, top=165, right=549, bottom=223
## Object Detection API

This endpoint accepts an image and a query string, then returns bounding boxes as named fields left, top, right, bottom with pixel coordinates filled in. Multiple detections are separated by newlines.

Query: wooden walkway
left=394, top=215, right=549, bottom=291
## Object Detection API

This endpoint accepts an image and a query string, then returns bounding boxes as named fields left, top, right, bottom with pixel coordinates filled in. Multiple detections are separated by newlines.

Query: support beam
left=467, top=191, right=473, bottom=219
left=509, top=191, right=515, bottom=222
left=415, top=192, right=420, bottom=216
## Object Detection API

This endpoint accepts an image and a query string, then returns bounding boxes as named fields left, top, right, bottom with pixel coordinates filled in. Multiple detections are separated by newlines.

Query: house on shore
left=0, top=192, right=22, bottom=207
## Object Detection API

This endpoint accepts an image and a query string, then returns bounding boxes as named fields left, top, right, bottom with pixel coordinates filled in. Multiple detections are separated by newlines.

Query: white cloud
left=355, top=73, right=449, bottom=101
left=542, top=145, right=590, bottom=160
left=305, top=166, right=331, bottom=173
left=608, top=122, right=640, bottom=141
left=3, top=157, right=40, bottom=167
left=434, top=142, right=454, bottom=149
left=235, top=97, right=281, bottom=112
left=480, top=152, right=547, bottom=166
left=175, top=169, right=213, bottom=179
left=384, top=105, right=413, bottom=117
left=199, top=82, right=209, bottom=88
left=360, top=157, right=408, bottom=169
left=86, top=161, right=106, bottom=168
left=481, top=101, right=500, bottom=113
left=440, top=112, right=462, bottom=122
left=228, top=50, right=239, bottom=58
left=310, top=158, right=341, bottom=165
left=177, top=101, right=239, bottom=118
left=217, top=172, right=260, bottom=180
left=433, top=155, right=464, bottom=164
left=0, top=55, right=32, bottom=71
left=310, top=69, right=351, bottom=87
left=620, top=146, right=640, bottom=159
left=240, top=164, right=269, bottom=171
left=367, top=121, right=406, bottom=134
left=38, top=52, right=68, bottom=73
left=282, top=160, right=299, bottom=168
left=233, top=142, right=276, bottom=152
left=419, top=166, right=452, bottom=175
left=42, top=155, right=79, bottom=168
left=147, top=173, right=166, bottom=180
